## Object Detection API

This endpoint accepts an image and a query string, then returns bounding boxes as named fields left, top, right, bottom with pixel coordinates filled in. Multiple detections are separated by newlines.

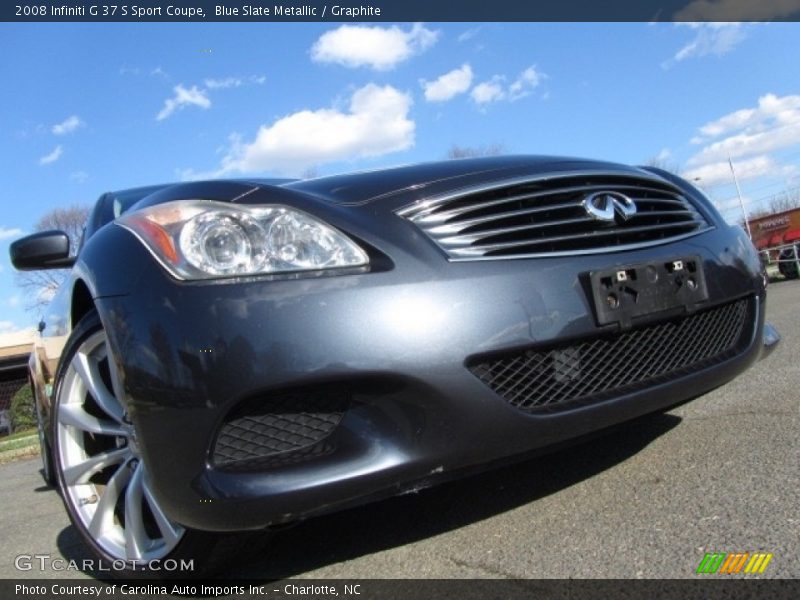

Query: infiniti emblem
left=582, top=191, right=637, bottom=222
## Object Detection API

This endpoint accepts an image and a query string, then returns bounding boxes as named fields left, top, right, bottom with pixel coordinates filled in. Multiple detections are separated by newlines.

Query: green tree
left=10, top=384, right=36, bottom=433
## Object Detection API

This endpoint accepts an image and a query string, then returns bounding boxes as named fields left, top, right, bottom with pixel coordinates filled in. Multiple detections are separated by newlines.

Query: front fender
left=73, top=223, right=152, bottom=299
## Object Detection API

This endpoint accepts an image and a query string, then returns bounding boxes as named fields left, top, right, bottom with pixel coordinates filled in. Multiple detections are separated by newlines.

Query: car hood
left=279, top=155, right=659, bottom=208
left=128, top=156, right=670, bottom=216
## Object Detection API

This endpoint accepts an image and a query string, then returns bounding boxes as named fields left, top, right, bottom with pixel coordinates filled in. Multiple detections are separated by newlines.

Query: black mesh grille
left=212, top=388, right=349, bottom=471
left=469, top=299, right=751, bottom=412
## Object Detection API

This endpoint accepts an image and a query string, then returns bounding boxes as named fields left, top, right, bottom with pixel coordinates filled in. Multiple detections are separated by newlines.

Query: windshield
left=84, top=184, right=169, bottom=243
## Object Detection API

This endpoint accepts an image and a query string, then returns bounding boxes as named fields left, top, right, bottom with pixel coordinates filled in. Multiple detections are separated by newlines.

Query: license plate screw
left=606, top=293, right=619, bottom=309
left=616, top=270, right=627, bottom=282
left=687, top=277, right=697, bottom=290
left=672, top=260, right=684, bottom=271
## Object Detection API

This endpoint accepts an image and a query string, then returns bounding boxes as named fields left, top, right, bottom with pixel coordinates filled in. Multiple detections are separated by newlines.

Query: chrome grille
left=469, top=298, right=751, bottom=413
left=398, top=172, right=712, bottom=260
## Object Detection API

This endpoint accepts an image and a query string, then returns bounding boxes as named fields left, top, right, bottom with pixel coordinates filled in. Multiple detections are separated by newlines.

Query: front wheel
left=52, top=310, right=243, bottom=577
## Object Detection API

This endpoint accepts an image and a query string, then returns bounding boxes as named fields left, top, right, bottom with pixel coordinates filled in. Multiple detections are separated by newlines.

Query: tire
left=52, top=310, right=246, bottom=578
left=34, top=383, right=56, bottom=486
left=779, top=246, right=800, bottom=279
left=779, top=262, right=798, bottom=279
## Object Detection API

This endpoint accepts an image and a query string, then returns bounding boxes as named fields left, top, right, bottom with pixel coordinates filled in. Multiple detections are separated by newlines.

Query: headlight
left=116, top=200, right=369, bottom=280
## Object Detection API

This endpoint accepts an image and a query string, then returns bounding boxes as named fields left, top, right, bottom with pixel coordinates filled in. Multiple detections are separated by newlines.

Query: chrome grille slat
left=398, top=172, right=713, bottom=260
left=625, top=210, right=698, bottom=219
left=437, top=210, right=698, bottom=239
left=410, top=186, right=595, bottom=224
left=628, top=197, right=690, bottom=208
left=448, top=221, right=701, bottom=256
left=402, top=181, right=695, bottom=220
left=439, top=216, right=595, bottom=246
left=426, top=203, right=578, bottom=234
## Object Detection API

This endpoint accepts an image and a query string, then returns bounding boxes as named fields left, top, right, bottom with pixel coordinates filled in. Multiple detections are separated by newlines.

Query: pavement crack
left=445, top=555, right=519, bottom=579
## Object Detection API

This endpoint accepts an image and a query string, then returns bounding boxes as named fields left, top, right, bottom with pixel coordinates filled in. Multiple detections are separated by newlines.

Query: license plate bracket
left=589, top=256, right=708, bottom=328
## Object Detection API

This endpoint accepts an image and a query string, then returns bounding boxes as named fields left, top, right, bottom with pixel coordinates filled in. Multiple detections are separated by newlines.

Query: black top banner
left=5, top=0, right=800, bottom=22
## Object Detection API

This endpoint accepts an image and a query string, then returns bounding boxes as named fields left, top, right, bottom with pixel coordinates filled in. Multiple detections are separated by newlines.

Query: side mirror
left=9, top=230, right=75, bottom=270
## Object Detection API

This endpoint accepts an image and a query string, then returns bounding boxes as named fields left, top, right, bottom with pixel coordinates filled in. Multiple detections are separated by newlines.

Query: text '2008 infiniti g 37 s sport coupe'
left=11, top=156, right=779, bottom=576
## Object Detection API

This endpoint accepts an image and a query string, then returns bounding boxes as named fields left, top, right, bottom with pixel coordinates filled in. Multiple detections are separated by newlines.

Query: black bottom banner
left=3, top=579, right=800, bottom=600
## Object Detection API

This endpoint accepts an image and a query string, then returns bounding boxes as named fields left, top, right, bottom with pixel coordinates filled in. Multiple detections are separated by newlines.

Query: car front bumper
left=93, top=222, right=770, bottom=532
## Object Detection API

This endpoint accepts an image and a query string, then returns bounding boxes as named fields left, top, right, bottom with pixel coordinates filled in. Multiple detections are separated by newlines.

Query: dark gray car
left=10, top=156, right=780, bottom=576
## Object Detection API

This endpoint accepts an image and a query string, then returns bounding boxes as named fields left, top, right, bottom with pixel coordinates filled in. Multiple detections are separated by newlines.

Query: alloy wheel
left=55, top=329, right=184, bottom=564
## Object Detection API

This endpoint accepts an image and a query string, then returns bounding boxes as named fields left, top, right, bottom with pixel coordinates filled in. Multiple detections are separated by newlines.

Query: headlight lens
left=117, top=200, right=369, bottom=280
left=180, top=212, right=267, bottom=275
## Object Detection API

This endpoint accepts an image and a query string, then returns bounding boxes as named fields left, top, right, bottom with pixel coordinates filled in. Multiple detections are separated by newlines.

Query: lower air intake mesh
left=212, top=388, right=349, bottom=471
left=469, top=298, right=752, bottom=413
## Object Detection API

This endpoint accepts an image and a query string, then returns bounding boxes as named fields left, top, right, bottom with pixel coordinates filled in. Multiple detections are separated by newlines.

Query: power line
left=719, top=183, right=800, bottom=216
left=715, top=179, right=786, bottom=203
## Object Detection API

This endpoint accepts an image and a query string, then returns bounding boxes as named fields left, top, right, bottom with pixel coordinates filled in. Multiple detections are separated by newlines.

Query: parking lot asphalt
left=1, top=280, right=797, bottom=580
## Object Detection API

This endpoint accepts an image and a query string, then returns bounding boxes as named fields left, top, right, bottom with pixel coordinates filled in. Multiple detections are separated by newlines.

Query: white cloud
left=37, top=285, right=58, bottom=305
left=713, top=194, right=747, bottom=214
left=508, top=66, right=544, bottom=101
left=52, top=115, right=84, bottom=135
left=156, top=84, right=211, bottom=121
left=693, top=122, right=800, bottom=163
left=471, top=77, right=506, bottom=105
left=663, top=23, right=747, bottom=69
left=684, top=93, right=800, bottom=208
left=675, top=0, right=800, bottom=20
left=187, top=84, right=414, bottom=178
left=0, top=227, right=23, bottom=240
left=70, top=171, right=89, bottom=183
left=204, top=75, right=266, bottom=89
left=150, top=66, right=169, bottom=79
left=421, top=64, right=473, bottom=102
left=457, top=27, right=482, bottom=42
left=0, top=321, right=19, bottom=334
left=204, top=77, right=243, bottom=89
left=120, top=65, right=169, bottom=78
left=119, top=65, right=141, bottom=76
left=687, top=94, right=800, bottom=166
left=684, top=155, right=789, bottom=187
left=691, top=108, right=756, bottom=143
left=311, top=23, right=439, bottom=71
left=471, top=65, right=546, bottom=106
left=39, top=145, right=63, bottom=165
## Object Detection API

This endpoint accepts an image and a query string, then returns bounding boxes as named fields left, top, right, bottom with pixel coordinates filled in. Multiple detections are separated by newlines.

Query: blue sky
left=1, top=22, right=799, bottom=332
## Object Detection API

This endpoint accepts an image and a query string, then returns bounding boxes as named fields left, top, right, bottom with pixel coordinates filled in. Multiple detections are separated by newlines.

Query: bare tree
left=768, top=188, right=800, bottom=214
left=15, top=205, right=91, bottom=310
left=747, top=188, right=800, bottom=221
left=747, top=207, right=771, bottom=221
left=644, top=155, right=683, bottom=176
left=300, top=166, right=320, bottom=180
left=446, top=143, right=506, bottom=159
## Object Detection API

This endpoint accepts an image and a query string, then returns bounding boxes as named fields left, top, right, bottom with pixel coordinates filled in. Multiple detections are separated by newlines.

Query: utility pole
left=729, top=155, right=752, bottom=239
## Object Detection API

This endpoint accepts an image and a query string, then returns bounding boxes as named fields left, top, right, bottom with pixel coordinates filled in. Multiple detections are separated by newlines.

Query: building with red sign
left=750, top=207, right=800, bottom=250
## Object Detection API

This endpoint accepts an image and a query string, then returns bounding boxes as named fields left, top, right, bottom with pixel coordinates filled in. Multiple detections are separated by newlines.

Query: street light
left=693, top=162, right=752, bottom=240
left=728, top=156, right=752, bottom=240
